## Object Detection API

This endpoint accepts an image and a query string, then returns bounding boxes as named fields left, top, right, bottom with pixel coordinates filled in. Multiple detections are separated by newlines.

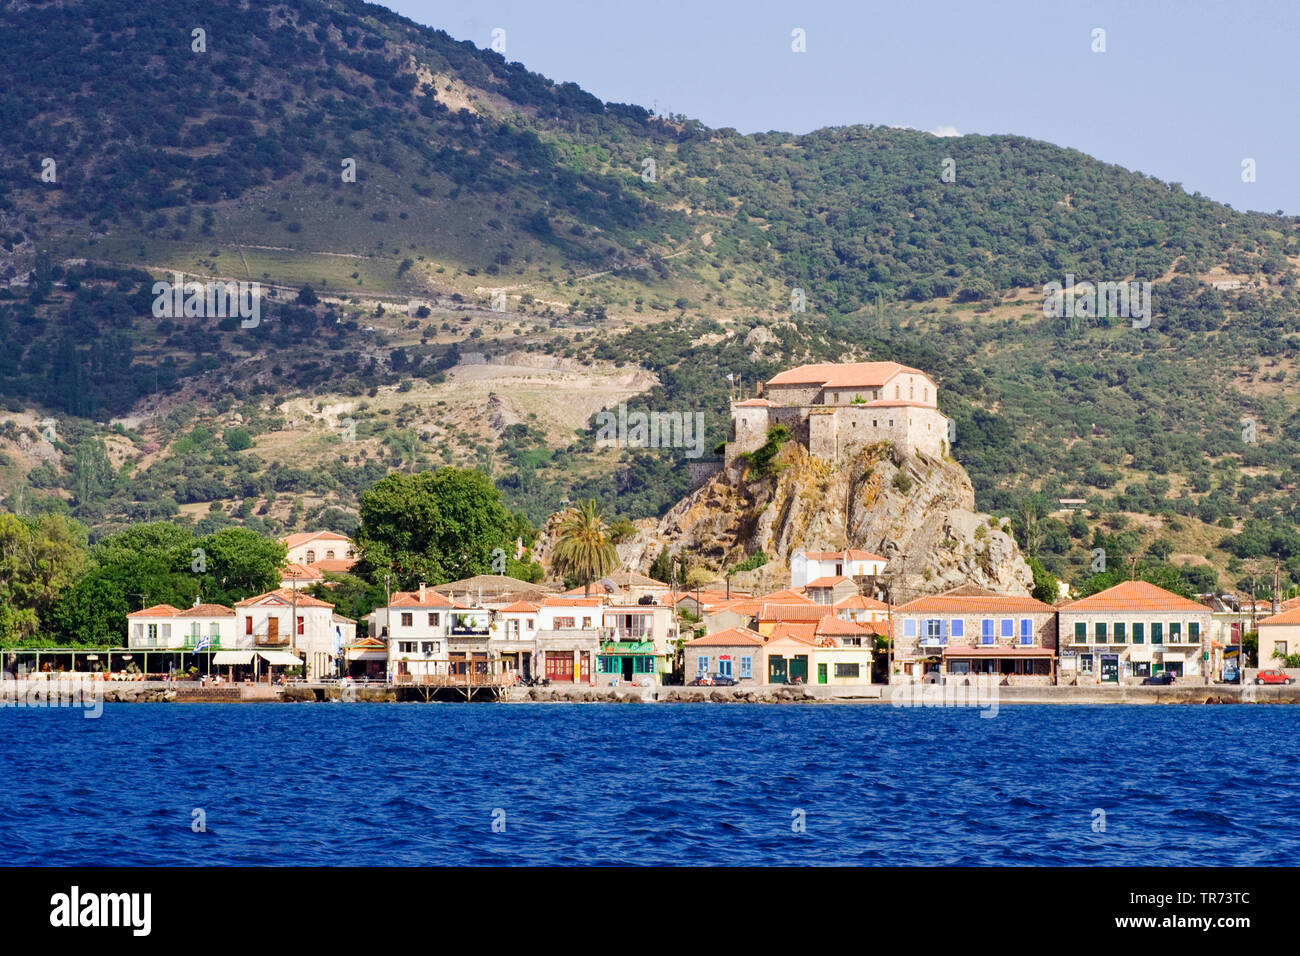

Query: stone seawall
left=7, top=679, right=1295, bottom=705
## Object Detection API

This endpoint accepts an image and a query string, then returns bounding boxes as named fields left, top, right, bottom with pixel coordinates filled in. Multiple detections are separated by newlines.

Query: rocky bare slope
left=618, top=440, right=1033, bottom=598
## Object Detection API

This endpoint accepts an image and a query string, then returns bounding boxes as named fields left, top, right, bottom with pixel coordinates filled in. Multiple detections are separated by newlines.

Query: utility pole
left=291, top=571, right=300, bottom=683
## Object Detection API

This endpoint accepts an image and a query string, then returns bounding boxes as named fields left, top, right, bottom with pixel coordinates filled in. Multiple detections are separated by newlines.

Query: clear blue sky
left=389, top=0, right=1300, bottom=215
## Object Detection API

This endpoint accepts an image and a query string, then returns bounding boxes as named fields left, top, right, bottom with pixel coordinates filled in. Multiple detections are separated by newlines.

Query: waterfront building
left=532, top=596, right=605, bottom=684
left=368, top=584, right=460, bottom=682
left=893, top=586, right=1057, bottom=685
left=127, top=601, right=237, bottom=651
left=234, top=588, right=339, bottom=681
left=684, top=627, right=765, bottom=685
left=1256, top=606, right=1300, bottom=670
left=598, top=601, right=677, bottom=684
left=1057, top=581, right=1211, bottom=684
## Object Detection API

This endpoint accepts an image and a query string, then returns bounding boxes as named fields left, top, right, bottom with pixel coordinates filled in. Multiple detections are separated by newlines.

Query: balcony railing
left=601, top=640, right=656, bottom=655
left=254, top=633, right=290, bottom=646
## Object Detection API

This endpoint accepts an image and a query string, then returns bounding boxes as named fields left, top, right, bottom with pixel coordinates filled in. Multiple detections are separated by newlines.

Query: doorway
left=1100, top=655, right=1119, bottom=683
left=769, top=656, right=787, bottom=684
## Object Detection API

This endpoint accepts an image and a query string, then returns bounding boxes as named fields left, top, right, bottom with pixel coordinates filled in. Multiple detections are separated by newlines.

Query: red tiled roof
left=1061, top=581, right=1208, bottom=614
left=896, top=585, right=1053, bottom=614
left=499, top=601, right=540, bottom=614
left=281, top=531, right=351, bottom=548
left=189, top=604, right=236, bottom=617
left=311, top=559, right=356, bottom=573
left=540, top=596, right=605, bottom=607
left=767, top=362, right=923, bottom=389
left=282, top=562, right=324, bottom=581
left=127, top=604, right=183, bottom=618
left=757, top=604, right=837, bottom=623
left=834, top=595, right=889, bottom=611
left=235, top=588, right=334, bottom=609
left=815, top=617, right=875, bottom=637
left=806, top=575, right=852, bottom=588
left=1259, top=606, right=1300, bottom=626
left=389, top=590, right=459, bottom=608
left=687, top=627, right=764, bottom=647
left=769, top=623, right=818, bottom=642
left=734, top=398, right=776, bottom=407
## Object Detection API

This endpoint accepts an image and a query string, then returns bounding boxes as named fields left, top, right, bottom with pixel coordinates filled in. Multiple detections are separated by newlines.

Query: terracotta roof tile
left=834, top=595, right=889, bottom=610
left=757, top=604, right=837, bottom=623
left=127, top=604, right=183, bottom=618
left=687, top=627, right=764, bottom=647
left=1060, top=581, right=1209, bottom=614
left=499, top=601, right=540, bottom=614
left=235, top=588, right=335, bottom=609
left=767, top=362, right=923, bottom=389
left=896, top=585, right=1053, bottom=614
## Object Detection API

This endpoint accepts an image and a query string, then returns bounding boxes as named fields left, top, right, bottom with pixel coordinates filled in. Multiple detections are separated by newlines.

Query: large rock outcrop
left=618, top=440, right=1033, bottom=598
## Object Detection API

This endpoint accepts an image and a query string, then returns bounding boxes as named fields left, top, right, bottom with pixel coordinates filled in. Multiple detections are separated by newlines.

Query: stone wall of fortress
left=729, top=403, right=949, bottom=463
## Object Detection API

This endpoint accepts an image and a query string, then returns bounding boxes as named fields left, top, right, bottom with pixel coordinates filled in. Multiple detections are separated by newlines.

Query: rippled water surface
left=1, top=703, right=1296, bottom=865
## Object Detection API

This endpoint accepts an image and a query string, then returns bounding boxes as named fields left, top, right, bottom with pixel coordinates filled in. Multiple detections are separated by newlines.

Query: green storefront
left=597, top=641, right=659, bottom=682
left=768, top=654, right=809, bottom=684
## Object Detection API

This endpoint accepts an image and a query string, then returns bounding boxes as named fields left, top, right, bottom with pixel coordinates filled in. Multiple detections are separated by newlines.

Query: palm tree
left=553, top=499, right=618, bottom=597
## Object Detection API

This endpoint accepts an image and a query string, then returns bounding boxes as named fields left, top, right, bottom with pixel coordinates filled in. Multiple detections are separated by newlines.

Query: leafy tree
left=1026, top=556, right=1058, bottom=604
left=223, top=427, right=253, bottom=452
left=195, top=526, right=285, bottom=605
left=0, top=513, right=89, bottom=640
left=354, top=468, right=522, bottom=588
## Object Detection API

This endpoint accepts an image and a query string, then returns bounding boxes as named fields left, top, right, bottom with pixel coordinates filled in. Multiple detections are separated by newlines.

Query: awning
left=259, top=651, right=303, bottom=666
left=943, top=645, right=1054, bottom=657
left=212, top=651, right=254, bottom=666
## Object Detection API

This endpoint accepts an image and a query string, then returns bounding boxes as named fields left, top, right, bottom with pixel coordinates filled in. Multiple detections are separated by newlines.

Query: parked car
left=1254, top=669, right=1295, bottom=685
left=1222, top=666, right=1240, bottom=683
left=689, top=674, right=738, bottom=686
left=1141, top=672, right=1175, bottom=685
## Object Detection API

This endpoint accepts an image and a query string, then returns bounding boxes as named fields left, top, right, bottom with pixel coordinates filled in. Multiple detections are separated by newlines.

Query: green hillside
left=3, top=0, right=1300, bottom=594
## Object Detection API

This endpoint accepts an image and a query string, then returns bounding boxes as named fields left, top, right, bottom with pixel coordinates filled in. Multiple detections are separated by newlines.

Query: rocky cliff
left=617, top=440, right=1033, bottom=598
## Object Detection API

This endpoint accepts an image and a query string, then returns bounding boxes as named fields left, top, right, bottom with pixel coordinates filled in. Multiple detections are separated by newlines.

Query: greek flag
left=193, top=636, right=212, bottom=653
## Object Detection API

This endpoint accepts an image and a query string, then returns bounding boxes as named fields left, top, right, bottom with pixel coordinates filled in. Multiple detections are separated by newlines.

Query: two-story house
left=1058, top=581, right=1211, bottom=684
left=893, top=586, right=1058, bottom=684
left=791, top=548, right=888, bottom=589
left=234, top=588, right=339, bottom=681
left=126, top=602, right=237, bottom=653
left=368, top=585, right=460, bottom=682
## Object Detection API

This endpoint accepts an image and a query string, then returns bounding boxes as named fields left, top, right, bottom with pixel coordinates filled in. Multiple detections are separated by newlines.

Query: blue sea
left=1, top=703, right=1296, bottom=866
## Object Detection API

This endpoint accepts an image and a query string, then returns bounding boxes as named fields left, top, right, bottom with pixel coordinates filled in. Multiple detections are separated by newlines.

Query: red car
left=1254, top=669, right=1295, bottom=685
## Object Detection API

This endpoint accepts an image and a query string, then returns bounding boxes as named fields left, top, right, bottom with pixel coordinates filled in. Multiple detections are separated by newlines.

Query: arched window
left=326, top=550, right=336, bottom=560
left=306, top=550, right=316, bottom=563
